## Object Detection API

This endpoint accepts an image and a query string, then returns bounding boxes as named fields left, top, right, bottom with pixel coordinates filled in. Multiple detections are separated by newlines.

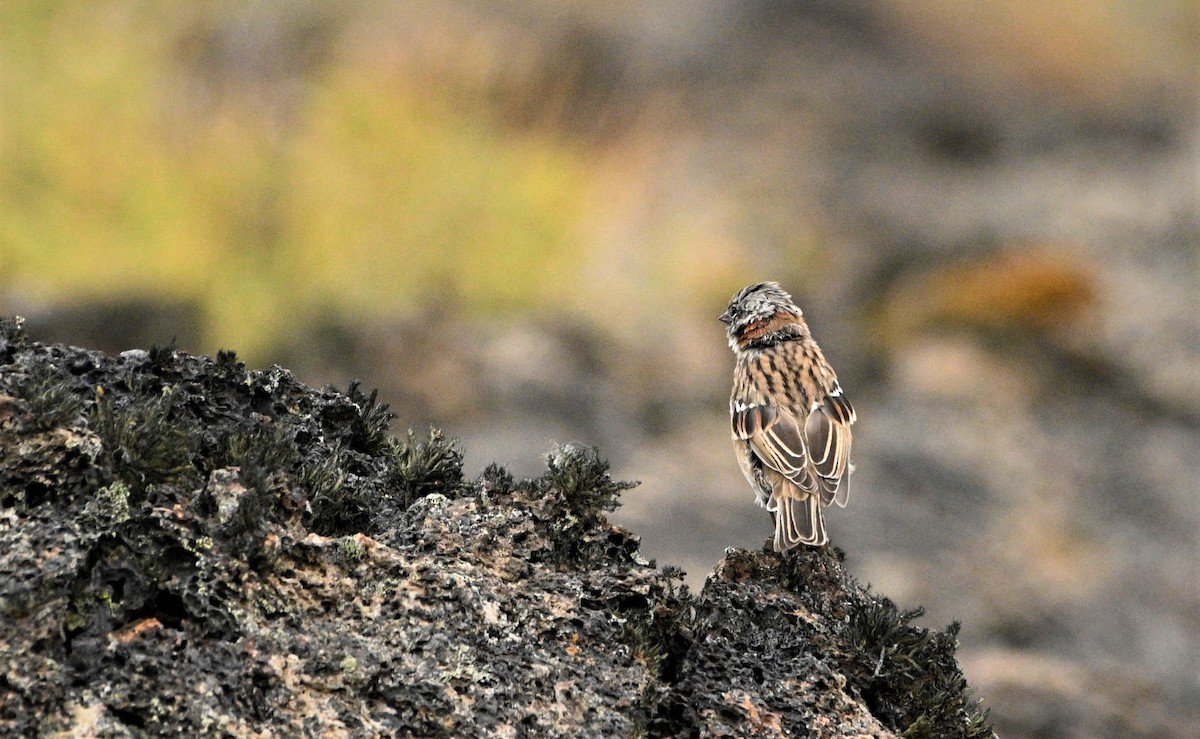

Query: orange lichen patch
left=720, top=691, right=786, bottom=736
left=565, top=633, right=582, bottom=657
left=108, top=617, right=163, bottom=646
left=879, top=246, right=1097, bottom=344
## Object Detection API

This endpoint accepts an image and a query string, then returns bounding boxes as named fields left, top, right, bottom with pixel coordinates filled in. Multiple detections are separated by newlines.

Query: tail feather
left=773, top=493, right=827, bottom=551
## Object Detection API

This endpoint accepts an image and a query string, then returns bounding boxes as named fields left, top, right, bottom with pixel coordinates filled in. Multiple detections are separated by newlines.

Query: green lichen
left=96, top=588, right=120, bottom=616
left=337, top=536, right=366, bottom=563
left=81, top=481, right=132, bottom=530
left=191, top=536, right=215, bottom=552
left=442, top=644, right=492, bottom=685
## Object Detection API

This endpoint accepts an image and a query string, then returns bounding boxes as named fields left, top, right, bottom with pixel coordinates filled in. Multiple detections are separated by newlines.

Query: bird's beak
left=718, top=310, right=732, bottom=325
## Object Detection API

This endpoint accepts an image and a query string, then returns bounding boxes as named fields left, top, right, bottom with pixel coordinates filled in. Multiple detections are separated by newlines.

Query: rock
left=0, top=316, right=991, bottom=737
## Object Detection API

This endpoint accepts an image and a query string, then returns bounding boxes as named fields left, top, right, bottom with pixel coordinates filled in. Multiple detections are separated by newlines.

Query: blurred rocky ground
left=7, top=2, right=1198, bottom=737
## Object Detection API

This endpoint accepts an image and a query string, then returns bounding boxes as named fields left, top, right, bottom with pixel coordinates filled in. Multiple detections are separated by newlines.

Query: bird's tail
left=774, top=491, right=827, bottom=551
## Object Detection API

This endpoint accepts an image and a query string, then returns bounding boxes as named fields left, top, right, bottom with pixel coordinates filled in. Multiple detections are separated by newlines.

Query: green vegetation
left=387, top=428, right=465, bottom=510
left=845, top=595, right=993, bottom=739
left=92, top=382, right=199, bottom=494
left=541, top=442, right=637, bottom=518
left=618, top=565, right=695, bottom=682
left=342, top=381, right=395, bottom=457
left=537, top=442, right=639, bottom=565
left=0, top=4, right=591, bottom=359
left=8, top=361, right=85, bottom=431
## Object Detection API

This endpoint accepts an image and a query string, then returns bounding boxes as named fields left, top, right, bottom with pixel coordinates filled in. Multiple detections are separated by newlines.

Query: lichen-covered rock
left=0, top=316, right=991, bottom=737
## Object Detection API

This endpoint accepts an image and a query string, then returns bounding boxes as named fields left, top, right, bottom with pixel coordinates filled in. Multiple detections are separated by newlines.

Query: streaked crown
left=720, top=281, right=800, bottom=328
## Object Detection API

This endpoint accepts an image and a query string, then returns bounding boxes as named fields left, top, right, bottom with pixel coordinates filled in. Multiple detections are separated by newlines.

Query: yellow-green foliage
left=0, top=4, right=589, bottom=357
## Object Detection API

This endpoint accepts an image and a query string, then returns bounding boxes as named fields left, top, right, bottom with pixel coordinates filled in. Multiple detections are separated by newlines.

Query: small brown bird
left=721, top=282, right=856, bottom=550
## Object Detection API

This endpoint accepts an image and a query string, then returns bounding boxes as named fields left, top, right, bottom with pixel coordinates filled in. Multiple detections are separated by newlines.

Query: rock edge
left=0, top=316, right=991, bottom=737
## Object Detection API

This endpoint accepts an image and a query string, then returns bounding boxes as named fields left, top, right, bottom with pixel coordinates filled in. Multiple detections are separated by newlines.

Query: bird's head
left=720, top=281, right=805, bottom=350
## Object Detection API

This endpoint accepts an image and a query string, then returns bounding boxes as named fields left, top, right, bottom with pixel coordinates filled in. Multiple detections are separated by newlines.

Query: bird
left=720, top=282, right=856, bottom=551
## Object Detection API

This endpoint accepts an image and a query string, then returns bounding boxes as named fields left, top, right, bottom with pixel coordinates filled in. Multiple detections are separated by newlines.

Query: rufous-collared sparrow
left=721, top=282, right=856, bottom=550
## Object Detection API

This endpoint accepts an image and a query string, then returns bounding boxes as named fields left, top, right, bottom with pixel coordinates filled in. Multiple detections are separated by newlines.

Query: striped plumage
left=720, top=282, right=856, bottom=550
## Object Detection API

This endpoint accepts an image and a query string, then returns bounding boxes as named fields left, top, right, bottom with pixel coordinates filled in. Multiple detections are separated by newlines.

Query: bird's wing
left=731, top=402, right=818, bottom=496
left=804, top=390, right=855, bottom=507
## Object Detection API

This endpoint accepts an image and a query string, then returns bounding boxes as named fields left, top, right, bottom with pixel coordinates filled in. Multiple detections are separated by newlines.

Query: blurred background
left=2, top=1, right=1197, bottom=736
